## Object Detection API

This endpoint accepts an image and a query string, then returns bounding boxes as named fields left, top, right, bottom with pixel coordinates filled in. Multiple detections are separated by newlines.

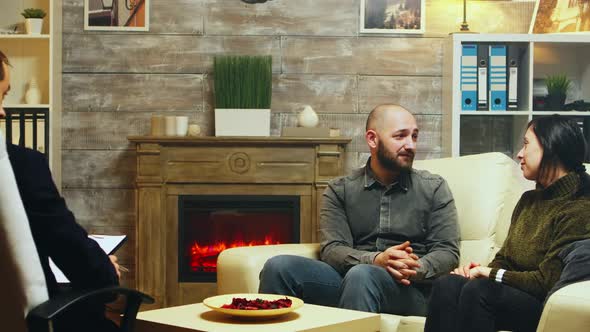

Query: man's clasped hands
left=373, top=241, right=421, bottom=285
left=374, top=241, right=492, bottom=285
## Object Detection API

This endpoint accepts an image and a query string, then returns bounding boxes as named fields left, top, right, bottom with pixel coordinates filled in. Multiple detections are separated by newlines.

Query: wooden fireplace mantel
left=129, top=136, right=351, bottom=308
left=128, top=136, right=352, bottom=144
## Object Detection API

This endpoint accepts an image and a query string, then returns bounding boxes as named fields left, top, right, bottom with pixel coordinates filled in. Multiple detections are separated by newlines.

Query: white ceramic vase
left=297, top=105, right=319, bottom=128
left=25, top=18, right=43, bottom=35
left=25, top=78, right=42, bottom=104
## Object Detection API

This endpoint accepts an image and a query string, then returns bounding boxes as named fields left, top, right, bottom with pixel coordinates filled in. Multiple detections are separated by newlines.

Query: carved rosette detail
left=228, top=152, right=250, bottom=174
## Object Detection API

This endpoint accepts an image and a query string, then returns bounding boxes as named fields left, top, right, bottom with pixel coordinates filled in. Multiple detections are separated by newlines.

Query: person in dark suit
left=2, top=50, right=121, bottom=331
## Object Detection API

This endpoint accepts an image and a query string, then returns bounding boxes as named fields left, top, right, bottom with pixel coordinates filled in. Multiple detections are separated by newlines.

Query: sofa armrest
left=217, top=243, right=320, bottom=294
left=536, top=280, right=590, bottom=332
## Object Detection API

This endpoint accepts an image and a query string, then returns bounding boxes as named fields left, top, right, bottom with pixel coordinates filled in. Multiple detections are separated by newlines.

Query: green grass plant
left=545, top=74, right=571, bottom=96
left=21, top=8, right=46, bottom=19
left=214, top=55, right=272, bottom=109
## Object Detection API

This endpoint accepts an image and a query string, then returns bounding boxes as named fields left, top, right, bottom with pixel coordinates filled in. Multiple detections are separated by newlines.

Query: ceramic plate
left=203, top=293, right=303, bottom=318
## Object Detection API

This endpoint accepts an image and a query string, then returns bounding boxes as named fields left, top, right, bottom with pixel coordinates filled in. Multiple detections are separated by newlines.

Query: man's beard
left=376, top=140, right=415, bottom=172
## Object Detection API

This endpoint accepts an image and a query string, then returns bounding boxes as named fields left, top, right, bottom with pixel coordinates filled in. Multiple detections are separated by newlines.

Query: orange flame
left=189, top=235, right=281, bottom=272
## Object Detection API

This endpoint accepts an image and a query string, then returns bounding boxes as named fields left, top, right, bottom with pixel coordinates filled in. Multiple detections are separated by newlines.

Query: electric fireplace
left=130, top=136, right=350, bottom=307
left=178, top=195, right=300, bottom=282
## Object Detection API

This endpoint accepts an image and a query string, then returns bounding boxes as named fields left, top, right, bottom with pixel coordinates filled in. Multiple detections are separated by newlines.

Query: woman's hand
left=450, top=262, right=491, bottom=279
left=451, top=262, right=480, bottom=278
left=468, top=266, right=492, bottom=279
left=450, top=262, right=480, bottom=278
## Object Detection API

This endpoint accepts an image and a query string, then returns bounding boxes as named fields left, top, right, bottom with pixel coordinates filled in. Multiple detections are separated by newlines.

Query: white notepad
left=49, top=234, right=127, bottom=283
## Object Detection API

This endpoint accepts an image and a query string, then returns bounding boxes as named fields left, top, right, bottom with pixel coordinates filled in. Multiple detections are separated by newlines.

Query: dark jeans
left=258, top=255, right=430, bottom=315
left=425, top=274, right=543, bottom=332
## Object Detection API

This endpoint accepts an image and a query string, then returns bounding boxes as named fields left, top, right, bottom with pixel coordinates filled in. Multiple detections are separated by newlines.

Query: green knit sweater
left=489, top=172, right=590, bottom=300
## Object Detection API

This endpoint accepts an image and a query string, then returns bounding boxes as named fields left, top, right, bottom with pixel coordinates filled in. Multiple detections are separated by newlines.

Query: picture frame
left=84, top=0, right=149, bottom=31
left=529, top=0, right=590, bottom=34
left=360, top=0, right=425, bottom=34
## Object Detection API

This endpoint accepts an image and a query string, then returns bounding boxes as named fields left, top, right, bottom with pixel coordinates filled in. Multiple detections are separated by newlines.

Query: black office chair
left=26, top=286, right=153, bottom=332
left=0, top=129, right=153, bottom=332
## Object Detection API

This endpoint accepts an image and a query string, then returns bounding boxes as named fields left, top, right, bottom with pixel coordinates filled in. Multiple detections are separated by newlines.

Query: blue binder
left=461, top=44, right=478, bottom=111
left=489, top=45, right=507, bottom=111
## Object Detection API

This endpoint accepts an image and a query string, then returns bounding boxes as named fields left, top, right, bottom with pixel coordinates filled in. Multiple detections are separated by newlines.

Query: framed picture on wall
left=84, top=0, right=149, bottom=31
left=360, top=0, right=425, bottom=34
left=530, top=0, right=590, bottom=33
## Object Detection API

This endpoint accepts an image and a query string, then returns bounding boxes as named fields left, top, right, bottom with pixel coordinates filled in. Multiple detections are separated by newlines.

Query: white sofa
left=216, top=153, right=590, bottom=332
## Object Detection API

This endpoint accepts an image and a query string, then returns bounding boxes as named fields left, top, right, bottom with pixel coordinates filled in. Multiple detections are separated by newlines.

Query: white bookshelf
left=4, top=103, right=51, bottom=108
left=0, top=34, right=50, bottom=39
left=443, top=33, right=590, bottom=158
left=0, top=0, right=61, bottom=182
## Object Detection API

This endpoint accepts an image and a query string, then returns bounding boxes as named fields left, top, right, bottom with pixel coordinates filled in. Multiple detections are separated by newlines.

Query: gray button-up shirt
left=319, top=161, right=460, bottom=280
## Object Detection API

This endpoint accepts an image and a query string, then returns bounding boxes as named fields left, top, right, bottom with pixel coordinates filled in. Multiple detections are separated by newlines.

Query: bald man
left=259, top=105, right=460, bottom=316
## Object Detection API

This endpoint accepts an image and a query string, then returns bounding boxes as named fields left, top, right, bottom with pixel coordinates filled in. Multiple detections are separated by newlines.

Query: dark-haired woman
left=424, top=115, right=590, bottom=332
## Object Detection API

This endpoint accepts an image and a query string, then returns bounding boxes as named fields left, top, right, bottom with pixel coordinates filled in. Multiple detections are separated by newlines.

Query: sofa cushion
left=217, top=243, right=320, bottom=294
left=414, top=152, right=526, bottom=265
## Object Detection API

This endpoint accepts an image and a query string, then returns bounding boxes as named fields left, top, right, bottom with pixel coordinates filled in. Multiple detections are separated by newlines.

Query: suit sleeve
left=16, top=148, right=119, bottom=290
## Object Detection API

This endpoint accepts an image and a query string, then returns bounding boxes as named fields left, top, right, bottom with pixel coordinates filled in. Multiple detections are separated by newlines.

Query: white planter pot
left=215, top=108, right=271, bottom=137
left=25, top=18, right=43, bottom=35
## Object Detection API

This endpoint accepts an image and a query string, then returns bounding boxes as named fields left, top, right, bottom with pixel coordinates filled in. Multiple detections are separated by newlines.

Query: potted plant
left=545, top=74, right=571, bottom=111
left=214, top=55, right=272, bottom=136
left=21, top=8, right=46, bottom=35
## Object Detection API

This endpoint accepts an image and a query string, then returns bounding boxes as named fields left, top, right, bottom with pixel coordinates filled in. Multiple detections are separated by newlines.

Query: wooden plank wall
left=61, top=0, right=535, bottom=287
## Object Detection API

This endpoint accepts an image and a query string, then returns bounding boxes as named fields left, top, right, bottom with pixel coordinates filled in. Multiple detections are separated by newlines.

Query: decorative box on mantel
left=128, top=136, right=351, bottom=309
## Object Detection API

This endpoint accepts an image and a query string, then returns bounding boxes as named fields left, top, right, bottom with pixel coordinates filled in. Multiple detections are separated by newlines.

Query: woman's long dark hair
left=527, top=115, right=589, bottom=191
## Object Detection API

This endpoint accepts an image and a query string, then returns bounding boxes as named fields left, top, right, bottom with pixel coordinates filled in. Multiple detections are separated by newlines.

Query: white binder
left=507, top=45, right=522, bottom=110
left=477, top=43, right=488, bottom=110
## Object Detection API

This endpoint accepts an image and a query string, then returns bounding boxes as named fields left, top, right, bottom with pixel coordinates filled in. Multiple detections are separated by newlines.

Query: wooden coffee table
left=136, top=302, right=380, bottom=332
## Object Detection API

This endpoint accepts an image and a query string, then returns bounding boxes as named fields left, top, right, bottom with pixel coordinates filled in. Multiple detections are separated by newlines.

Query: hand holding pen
left=109, top=255, right=129, bottom=278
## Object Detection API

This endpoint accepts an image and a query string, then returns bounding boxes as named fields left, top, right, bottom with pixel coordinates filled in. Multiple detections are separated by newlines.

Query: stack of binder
left=460, top=43, right=524, bottom=112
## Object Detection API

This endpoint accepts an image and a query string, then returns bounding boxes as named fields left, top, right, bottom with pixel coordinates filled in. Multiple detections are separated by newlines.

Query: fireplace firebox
left=178, top=195, right=300, bottom=282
